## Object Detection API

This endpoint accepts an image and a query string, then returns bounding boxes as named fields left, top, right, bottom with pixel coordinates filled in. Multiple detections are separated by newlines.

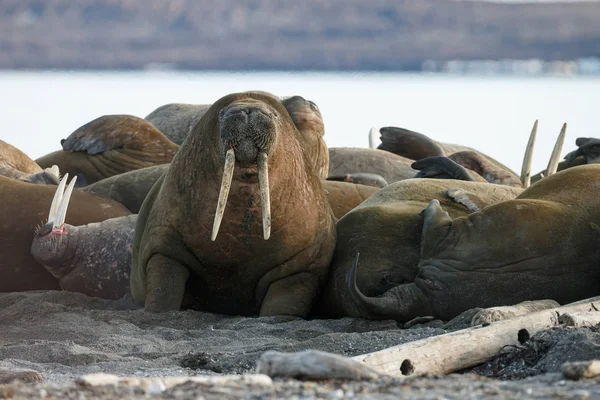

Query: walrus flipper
left=62, top=115, right=143, bottom=155
left=565, top=137, right=600, bottom=164
left=378, top=127, right=445, bottom=160
left=326, top=173, right=388, bottom=188
left=412, top=156, right=477, bottom=181
left=445, top=188, right=486, bottom=213
left=144, top=254, right=190, bottom=312
left=345, top=253, right=432, bottom=322
left=420, top=199, right=453, bottom=259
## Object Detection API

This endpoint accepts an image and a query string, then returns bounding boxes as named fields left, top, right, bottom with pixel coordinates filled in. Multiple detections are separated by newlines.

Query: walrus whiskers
left=47, top=173, right=69, bottom=222
left=546, top=123, right=567, bottom=177
left=257, top=151, right=271, bottom=240
left=53, top=176, right=77, bottom=230
left=520, top=120, right=538, bottom=188
left=211, top=148, right=236, bottom=241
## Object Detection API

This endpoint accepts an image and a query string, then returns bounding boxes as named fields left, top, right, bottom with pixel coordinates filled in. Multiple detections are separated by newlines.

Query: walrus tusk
left=53, top=175, right=77, bottom=229
left=258, top=151, right=271, bottom=240
left=520, top=120, right=538, bottom=188
left=211, top=148, right=236, bottom=241
left=47, top=173, right=69, bottom=222
left=368, top=127, right=379, bottom=149
left=546, top=123, right=567, bottom=177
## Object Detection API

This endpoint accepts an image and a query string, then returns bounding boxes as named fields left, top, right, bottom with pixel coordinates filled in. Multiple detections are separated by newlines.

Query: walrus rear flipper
left=377, top=127, right=445, bottom=161
left=445, top=188, right=486, bottom=213
left=565, top=137, right=600, bottom=164
left=412, top=156, right=477, bottom=182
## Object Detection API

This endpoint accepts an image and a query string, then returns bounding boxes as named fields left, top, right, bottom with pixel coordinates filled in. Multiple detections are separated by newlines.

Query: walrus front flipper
left=445, top=188, right=486, bottom=213
left=565, top=137, right=600, bottom=164
left=412, top=156, right=477, bottom=181
left=377, top=127, right=445, bottom=161
left=345, top=253, right=432, bottom=322
left=326, top=173, right=388, bottom=188
left=144, top=254, right=190, bottom=312
left=420, top=199, right=452, bottom=259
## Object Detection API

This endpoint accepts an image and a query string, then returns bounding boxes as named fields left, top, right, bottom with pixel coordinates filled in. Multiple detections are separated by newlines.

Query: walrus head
left=211, top=94, right=283, bottom=242
left=30, top=174, right=80, bottom=278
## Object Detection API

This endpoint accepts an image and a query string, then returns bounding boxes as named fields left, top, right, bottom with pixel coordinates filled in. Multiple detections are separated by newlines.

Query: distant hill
left=2, top=0, right=600, bottom=70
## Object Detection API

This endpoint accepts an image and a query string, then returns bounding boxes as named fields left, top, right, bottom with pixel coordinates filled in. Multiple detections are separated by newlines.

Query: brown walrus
left=145, top=103, right=211, bottom=145
left=31, top=176, right=136, bottom=300
left=319, top=178, right=523, bottom=319
left=0, top=140, right=59, bottom=184
left=0, top=174, right=130, bottom=292
left=347, top=164, right=600, bottom=322
left=131, top=91, right=337, bottom=317
left=35, top=115, right=180, bottom=186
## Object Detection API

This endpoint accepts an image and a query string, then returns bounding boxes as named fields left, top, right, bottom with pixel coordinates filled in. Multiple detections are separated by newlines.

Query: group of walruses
left=2, top=90, right=600, bottom=325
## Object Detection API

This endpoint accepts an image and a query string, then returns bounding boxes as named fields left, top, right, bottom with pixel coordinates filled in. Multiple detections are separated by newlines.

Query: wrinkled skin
left=318, top=178, right=522, bottom=319
left=352, top=165, right=600, bottom=322
left=376, top=126, right=519, bottom=182
left=0, top=176, right=130, bottom=292
left=131, top=91, right=336, bottom=317
left=145, top=103, right=211, bottom=145
left=281, top=96, right=329, bottom=179
left=36, top=115, right=179, bottom=187
left=31, top=215, right=137, bottom=300
left=328, top=148, right=416, bottom=184
left=0, top=140, right=59, bottom=184
left=448, top=151, right=523, bottom=187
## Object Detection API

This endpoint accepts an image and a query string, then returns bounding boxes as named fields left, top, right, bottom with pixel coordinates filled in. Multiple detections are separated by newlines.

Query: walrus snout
left=219, top=103, right=278, bottom=161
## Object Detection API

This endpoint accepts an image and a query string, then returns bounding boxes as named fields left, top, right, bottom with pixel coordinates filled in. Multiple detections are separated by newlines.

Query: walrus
left=131, top=91, right=337, bottom=317
left=145, top=103, right=211, bottom=145
left=0, top=174, right=131, bottom=292
left=328, top=147, right=416, bottom=184
left=35, top=115, right=180, bottom=186
left=318, top=178, right=523, bottom=319
left=30, top=176, right=136, bottom=300
left=347, top=164, right=600, bottom=322
left=0, top=139, right=59, bottom=184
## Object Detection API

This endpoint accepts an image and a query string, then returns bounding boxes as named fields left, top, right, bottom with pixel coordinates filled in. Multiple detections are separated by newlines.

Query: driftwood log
left=352, top=297, right=600, bottom=377
left=562, top=360, right=600, bottom=380
left=257, top=350, right=380, bottom=381
left=76, top=373, right=272, bottom=393
left=558, top=311, right=600, bottom=327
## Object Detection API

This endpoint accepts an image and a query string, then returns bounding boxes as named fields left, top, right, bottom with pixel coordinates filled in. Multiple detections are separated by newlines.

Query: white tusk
left=53, top=175, right=77, bottom=229
left=47, top=173, right=69, bottom=222
left=520, top=120, right=538, bottom=188
left=211, top=149, right=236, bottom=241
left=546, top=123, right=567, bottom=177
left=368, top=127, right=379, bottom=149
left=257, top=151, right=271, bottom=240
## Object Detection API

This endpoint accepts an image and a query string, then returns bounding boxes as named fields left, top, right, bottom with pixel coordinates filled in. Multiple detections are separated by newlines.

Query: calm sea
left=1, top=70, right=598, bottom=174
